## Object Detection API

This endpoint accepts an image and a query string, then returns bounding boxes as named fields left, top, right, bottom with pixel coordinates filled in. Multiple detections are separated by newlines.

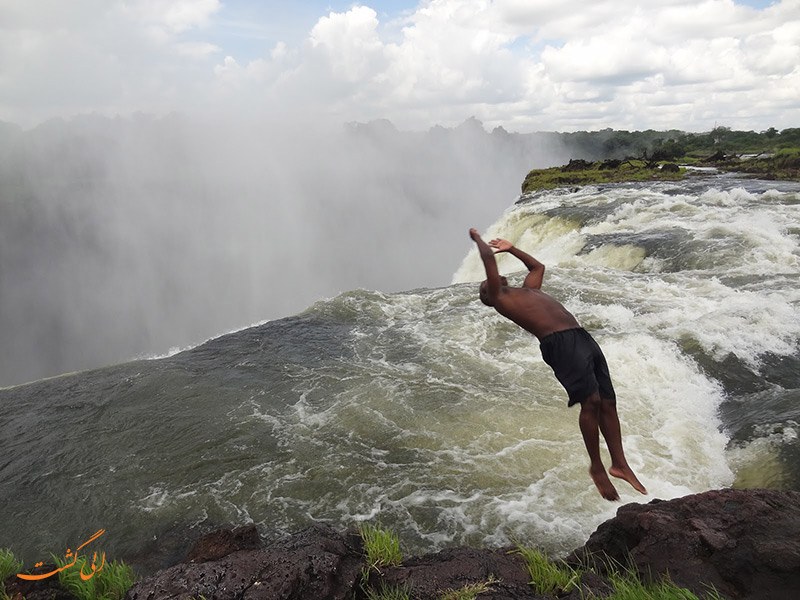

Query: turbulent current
left=2, top=173, right=799, bottom=574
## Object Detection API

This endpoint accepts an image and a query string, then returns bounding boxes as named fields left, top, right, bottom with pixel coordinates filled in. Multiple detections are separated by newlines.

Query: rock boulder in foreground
left=123, top=488, right=800, bottom=600
left=567, top=488, right=800, bottom=600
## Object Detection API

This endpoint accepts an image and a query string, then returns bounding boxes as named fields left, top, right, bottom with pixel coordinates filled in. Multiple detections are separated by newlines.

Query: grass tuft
left=358, top=522, right=405, bottom=599
left=358, top=521, right=402, bottom=573
left=54, top=552, right=136, bottom=600
left=606, top=566, right=726, bottom=600
left=0, top=549, right=24, bottom=582
left=511, top=544, right=581, bottom=595
left=436, top=574, right=499, bottom=600
left=0, top=549, right=24, bottom=600
left=363, top=581, right=412, bottom=600
left=512, top=544, right=728, bottom=599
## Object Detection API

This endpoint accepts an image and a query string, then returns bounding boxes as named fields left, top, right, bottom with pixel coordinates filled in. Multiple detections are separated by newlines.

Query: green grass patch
left=358, top=521, right=405, bottom=598
left=606, top=567, right=725, bottom=600
left=512, top=544, right=727, bottom=599
left=436, top=574, right=498, bottom=600
left=0, top=549, right=24, bottom=582
left=1, top=548, right=24, bottom=600
left=358, top=521, right=403, bottom=573
left=54, top=552, right=136, bottom=600
left=363, top=581, right=412, bottom=600
left=511, top=545, right=582, bottom=595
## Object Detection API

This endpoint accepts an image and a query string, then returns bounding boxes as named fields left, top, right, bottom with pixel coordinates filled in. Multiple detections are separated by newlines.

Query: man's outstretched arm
left=488, top=238, right=545, bottom=290
left=470, top=228, right=502, bottom=301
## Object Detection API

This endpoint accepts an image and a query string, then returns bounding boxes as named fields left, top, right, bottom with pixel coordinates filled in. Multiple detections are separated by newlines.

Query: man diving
left=469, top=228, right=647, bottom=501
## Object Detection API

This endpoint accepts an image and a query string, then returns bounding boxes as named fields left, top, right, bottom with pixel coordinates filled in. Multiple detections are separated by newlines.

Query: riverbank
left=520, top=158, right=685, bottom=194
left=520, top=150, right=800, bottom=194
left=7, top=488, right=797, bottom=600
left=119, top=488, right=800, bottom=600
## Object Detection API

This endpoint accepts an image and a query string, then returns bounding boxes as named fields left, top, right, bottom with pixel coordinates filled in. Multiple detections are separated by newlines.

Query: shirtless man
left=469, top=228, right=646, bottom=501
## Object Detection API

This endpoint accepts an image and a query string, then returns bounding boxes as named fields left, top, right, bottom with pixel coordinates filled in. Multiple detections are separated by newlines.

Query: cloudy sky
left=1, top=0, right=798, bottom=132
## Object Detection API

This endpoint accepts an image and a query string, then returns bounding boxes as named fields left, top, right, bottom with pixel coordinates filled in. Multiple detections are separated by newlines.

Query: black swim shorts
left=539, top=327, right=616, bottom=406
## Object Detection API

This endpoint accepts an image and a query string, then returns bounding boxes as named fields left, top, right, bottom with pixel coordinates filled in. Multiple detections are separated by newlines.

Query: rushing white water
left=453, top=176, right=800, bottom=506
left=1, top=175, right=798, bottom=574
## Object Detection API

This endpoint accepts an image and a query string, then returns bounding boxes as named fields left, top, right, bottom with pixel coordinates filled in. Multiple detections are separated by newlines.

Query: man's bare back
left=489, top=286, right=581, bottom=340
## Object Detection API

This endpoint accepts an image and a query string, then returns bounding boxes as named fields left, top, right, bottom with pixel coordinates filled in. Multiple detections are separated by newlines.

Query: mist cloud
left=0, top=114, right=566, bottom=386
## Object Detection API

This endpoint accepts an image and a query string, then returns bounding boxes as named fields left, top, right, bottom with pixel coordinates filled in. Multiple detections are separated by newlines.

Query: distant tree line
left=557, top=126, right=800, bottom=163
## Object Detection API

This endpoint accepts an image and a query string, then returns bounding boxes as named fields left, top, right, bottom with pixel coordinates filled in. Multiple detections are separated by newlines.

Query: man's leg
left=579, top=392, right=620, bottom=501
left=597, top=397, right=647, bottom=495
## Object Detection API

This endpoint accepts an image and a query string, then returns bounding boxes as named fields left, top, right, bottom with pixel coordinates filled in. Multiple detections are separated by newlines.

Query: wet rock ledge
left=121, top=488, right=798, bottom=600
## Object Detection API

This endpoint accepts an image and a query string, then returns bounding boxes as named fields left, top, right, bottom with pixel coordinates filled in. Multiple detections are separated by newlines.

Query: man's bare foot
left=609, top=465, right=647, bottom=495
left=589, top=467, right=620, bottom=501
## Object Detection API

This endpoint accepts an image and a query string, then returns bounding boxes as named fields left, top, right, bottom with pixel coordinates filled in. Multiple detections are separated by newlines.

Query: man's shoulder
left=510, top=285, right=547, bottom=296
left=499, top=285, right=546, bottom=304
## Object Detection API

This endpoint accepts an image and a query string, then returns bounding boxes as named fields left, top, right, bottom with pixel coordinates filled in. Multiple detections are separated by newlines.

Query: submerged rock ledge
left=112, top=489, right=799, bottom=599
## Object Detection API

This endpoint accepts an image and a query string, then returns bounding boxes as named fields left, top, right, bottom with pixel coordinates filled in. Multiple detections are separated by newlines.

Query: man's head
left=478, top=277, right=508, bottom=306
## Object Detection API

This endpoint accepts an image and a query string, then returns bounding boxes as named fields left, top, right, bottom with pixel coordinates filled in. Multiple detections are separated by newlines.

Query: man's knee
left=580, top=391, right=602, bottom=410
left=601, top=395, right=617, bottom=408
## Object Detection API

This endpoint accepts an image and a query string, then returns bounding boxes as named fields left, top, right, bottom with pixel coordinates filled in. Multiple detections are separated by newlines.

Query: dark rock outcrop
left=567, top=488, right=800, bottom=600
left=125, top=524, right=365, bottom=600
left=366, top=546, right=535, bottom=600
left=2, top=562, right=75, bottom=600
left=124, top=525, right=541, bottom=600
left=182, top=524, right=262, bottom=564
left=122, top=489, right=800, bottom=600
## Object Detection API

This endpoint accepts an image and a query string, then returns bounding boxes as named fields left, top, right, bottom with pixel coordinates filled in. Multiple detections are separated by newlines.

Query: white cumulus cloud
left=0, top=0, right=798, bottom=131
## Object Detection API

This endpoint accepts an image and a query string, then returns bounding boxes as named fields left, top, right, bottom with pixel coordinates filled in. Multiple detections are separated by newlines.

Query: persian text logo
left=17, top=529, right=106, bottom=581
